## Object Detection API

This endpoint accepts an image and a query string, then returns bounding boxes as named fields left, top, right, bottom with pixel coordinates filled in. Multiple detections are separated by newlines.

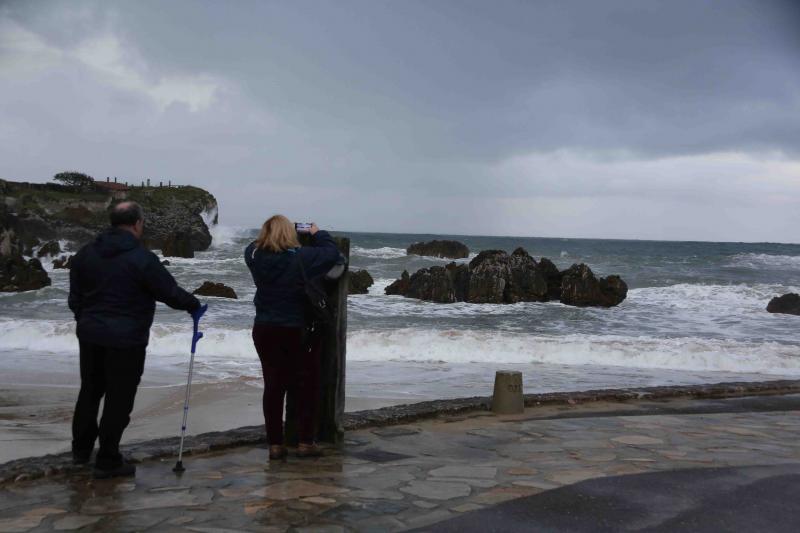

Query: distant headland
left=1, top=172, right=218, bottom=290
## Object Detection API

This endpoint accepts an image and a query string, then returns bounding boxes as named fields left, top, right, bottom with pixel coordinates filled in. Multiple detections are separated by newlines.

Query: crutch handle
left=191, top=304, right=208, bottom=354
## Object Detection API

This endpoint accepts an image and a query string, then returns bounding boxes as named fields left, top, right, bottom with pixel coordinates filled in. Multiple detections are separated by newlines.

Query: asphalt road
left=420, top=464, right=800, bottom=532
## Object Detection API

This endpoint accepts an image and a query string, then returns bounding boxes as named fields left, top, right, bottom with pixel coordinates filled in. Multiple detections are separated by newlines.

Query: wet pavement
left=1, top=394, right=800, bottom=532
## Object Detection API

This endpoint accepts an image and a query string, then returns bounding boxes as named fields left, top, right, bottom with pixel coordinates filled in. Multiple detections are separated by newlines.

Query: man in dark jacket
left=68, top=201, right=202, bottom=478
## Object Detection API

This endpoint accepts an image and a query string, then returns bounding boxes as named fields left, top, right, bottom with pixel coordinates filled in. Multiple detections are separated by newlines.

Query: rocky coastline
left=0, top=178, right=218, bottom=288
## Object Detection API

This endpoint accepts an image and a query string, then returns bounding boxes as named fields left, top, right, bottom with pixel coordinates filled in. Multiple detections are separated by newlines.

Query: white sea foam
left=629, top=283, right=799, bottom=314
left=351, top=246, right=407, bottom=259
left=3, top=318, right=798, bottom=377
left=30, top=239, right=72, bottom=272
left=209, top=224, right=249, bottom=248
left=729, top=253, right=800, bottom=269
left=367, top=278, right=395, bottom=296
left=348, top=328, right=800, bottom=376
left=351, top=247, right=476, bottom=263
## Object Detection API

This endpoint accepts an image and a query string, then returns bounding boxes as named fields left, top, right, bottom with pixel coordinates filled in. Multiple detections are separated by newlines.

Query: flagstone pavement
left=1, top=394, right=800, bottom=532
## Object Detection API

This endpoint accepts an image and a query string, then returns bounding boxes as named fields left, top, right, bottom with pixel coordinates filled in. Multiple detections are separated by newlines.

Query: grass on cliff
left=127, top=186, right=214, bottom=208
left=2, top=179, right=212, bottom=208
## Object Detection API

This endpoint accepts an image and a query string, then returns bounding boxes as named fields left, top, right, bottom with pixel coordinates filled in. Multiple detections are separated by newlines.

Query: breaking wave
left=351, top=246, right=407, bottom=259
left=729, top=253, right=800, bottom=269
left=2, top=318, right=798, bottom=377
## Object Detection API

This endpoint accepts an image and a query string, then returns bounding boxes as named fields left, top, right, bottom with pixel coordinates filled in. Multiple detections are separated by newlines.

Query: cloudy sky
left=1, top=0, right=799, bottom=241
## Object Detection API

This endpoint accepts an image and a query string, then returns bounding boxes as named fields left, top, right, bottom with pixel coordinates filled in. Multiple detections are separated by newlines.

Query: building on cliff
left=95, top=178, right=129, bottom=199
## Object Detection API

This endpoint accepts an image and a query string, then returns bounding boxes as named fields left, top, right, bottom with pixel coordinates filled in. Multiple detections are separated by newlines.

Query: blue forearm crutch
left=173, top=303, right=207, bottom=473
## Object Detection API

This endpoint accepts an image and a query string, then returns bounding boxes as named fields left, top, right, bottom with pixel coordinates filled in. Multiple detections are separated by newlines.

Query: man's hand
left=309, top=223, right=319, bottom=235
left=191, top=303, right=208, bottom=324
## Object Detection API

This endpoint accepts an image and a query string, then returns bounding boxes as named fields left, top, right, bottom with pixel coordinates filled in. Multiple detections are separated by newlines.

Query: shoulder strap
left=296, top=251, right=308, bottom=283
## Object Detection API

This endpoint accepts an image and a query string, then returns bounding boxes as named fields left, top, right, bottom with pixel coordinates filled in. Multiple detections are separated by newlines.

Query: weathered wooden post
left=285, top=235, right=349, bottom=445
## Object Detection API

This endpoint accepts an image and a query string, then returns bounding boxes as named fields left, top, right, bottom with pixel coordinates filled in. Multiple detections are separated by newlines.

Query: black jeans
left=252, top=324, right=321, bottom=445
left=71, top=340, right=146, bottom=468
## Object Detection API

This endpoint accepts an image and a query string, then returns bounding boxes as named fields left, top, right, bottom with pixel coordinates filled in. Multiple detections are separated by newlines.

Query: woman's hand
left=310, top=223, right=319, bottom=235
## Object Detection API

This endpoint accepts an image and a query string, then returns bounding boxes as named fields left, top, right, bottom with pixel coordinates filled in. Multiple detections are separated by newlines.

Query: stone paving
left=1, top=395, right=800, bottom=532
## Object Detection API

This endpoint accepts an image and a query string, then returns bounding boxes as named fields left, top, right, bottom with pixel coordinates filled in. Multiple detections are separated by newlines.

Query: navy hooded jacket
left=68, top=228, right=200, bottom=348
left=244, top=230, right=340, bottom=327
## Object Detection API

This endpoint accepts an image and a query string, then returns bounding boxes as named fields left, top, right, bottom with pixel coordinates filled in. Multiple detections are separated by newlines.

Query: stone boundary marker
left=2, top=379, right=800, bottom=484
left=492, top=370, right=524, bottom=414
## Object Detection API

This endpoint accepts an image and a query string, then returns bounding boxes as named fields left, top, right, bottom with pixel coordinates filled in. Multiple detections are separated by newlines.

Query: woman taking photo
left=244, top=215, right=339, bottom=460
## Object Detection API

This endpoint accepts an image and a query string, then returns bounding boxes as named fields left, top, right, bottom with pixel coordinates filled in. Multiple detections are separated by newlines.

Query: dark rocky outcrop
left=36, top=240, right=61, bottom=258
left=193, top=281, right=237, bottom=299
left=20, top=236, right=40, bottom=256
left=0, top=228, right=51, bottom=292
left=537, top=257, right=563, bottom=300
left=468, top=250, right=510, bottom=303
left=386, top=247, right=627, bottom=308
left=161, top=231, right=194, bottom=258
left=161, top=260, right=171, bottom=266
left=385, top=270, right=411, bottom=296
left=560, top=263, right=628, bottom=308
left=349, top=270, right=374, bottom=294
left=505, top=248, right=548, bottom=303
left=767, top=293, right=800, bottom=316
left=52, top=255, right=73, bottom=269
left=407, top=240, right=470, bottom=259
left=399, top=262, right=470, bottom=303
left=0, top=178, right=217, bottom=256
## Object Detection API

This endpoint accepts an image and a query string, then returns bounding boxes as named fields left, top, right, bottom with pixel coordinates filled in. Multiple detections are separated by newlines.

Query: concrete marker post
left=492, top=370, right=524, bottom=414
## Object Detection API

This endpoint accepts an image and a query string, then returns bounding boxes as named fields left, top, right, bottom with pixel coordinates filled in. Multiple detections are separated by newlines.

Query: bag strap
left=296, top=251, right=309, bottom=284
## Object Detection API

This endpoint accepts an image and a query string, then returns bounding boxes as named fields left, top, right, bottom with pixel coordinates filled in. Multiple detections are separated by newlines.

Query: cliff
left=0, top=178, right=218, bottom=254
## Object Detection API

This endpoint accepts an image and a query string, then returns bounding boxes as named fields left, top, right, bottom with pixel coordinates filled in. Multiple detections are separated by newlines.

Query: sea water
left=2, top=228, right=800, bottom=405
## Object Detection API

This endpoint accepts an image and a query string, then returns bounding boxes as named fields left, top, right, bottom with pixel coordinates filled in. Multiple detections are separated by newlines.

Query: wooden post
left=285, top=235, right=349, bottom=445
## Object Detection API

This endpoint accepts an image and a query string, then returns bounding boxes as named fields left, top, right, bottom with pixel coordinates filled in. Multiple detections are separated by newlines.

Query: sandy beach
left=0, top=380, right=410, bottom=464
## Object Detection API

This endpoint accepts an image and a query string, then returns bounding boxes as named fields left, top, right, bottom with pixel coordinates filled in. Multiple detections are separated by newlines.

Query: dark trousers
left=252, top=324, right=321, bottom=445
left=71, top=340, right=146, bottom=468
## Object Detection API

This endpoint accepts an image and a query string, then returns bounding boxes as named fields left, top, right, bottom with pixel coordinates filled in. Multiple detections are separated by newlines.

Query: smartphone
left=295, top=222, right=313, bottom=233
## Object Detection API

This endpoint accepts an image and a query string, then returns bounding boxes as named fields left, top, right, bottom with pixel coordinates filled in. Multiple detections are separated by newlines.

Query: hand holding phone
left=295, top=222, right=313, bottom=233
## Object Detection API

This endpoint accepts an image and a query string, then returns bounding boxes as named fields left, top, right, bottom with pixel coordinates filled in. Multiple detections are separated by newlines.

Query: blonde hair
left=254, top=214, right=301, bottom=252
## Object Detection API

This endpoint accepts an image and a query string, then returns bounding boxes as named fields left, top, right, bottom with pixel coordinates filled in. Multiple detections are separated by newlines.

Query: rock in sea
left=560, top=263, right=628, bottom=308
left=349, top=269, right=374, bottom=294
left=36, top=240, right=61, bottom=258
left=161, top=231, right=194, bottom=258
left=407, top=240, right=470, bottom=259
left=767, top=293, right=800, bottom=316
left=404, top=262, right=469, bottom=303
left=385, top=247, right=627, bottom=308
left=1, top=228, right=51, bottom=292
left=385, top=270, right=411, bottom=296
left=193, top=281, right=237, bottom=299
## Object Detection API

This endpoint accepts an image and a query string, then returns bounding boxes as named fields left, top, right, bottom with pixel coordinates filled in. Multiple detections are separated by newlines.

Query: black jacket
left=244, top=230, right=340, bottom=327
left=68, top=228, right=200, bottom=347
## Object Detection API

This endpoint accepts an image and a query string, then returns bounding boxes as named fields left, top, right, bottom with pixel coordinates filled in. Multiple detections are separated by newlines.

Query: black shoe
left=93, top=461, right=136, bottom=479
left=72, top=452, right=91, bottom=465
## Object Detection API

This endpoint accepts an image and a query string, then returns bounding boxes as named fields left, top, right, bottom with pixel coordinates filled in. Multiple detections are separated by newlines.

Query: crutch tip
left=172, top=461, right=185, bottom=473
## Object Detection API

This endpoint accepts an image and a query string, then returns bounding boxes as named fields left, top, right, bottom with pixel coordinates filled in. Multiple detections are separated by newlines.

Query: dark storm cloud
left=1, top=0, right=799, bottom=240
left=7, top=0, right=799, bottom=159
